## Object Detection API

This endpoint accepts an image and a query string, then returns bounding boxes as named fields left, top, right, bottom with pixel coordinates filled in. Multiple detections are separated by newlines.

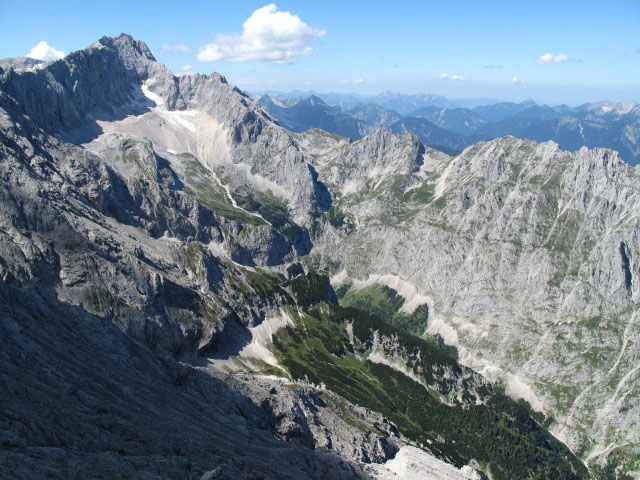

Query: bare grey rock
left=311, top=136, right=640, bottom=471
left=0, top=282, right=373, bottom=480
left=1, top=32, right=638, bottom=476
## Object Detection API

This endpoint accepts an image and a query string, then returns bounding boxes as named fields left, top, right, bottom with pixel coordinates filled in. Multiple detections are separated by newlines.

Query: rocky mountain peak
left=0, top=57, right=48, bottom=73
left=306, top=95, right=327, bottom=106
left=97, top=33, right=156, bottom=61
left=0, top=33, right=168, bottom=133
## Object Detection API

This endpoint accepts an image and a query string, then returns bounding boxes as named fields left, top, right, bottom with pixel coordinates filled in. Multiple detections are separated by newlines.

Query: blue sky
left=1, top=0, right=639, bottom=105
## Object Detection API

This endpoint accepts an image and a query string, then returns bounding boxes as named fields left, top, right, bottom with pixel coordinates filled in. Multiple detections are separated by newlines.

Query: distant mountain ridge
left=255, top=93, right=368, bottom=139
left=257, top=91, right=640, bottom=165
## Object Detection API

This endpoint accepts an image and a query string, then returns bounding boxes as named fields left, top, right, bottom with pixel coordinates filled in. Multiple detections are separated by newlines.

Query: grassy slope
left=256, top=273, right=590, bottom=480
left=337, top=283, right=457, bottom=358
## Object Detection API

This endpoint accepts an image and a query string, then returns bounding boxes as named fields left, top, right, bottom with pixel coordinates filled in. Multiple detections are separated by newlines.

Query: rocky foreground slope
left=0, top=34, right=636, bottom=478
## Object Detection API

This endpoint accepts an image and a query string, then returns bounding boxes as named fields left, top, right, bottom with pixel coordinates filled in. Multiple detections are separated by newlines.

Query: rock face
left=387, top=117, right=479, bottom=156
left=0, top=57, right=47, bottom=73
left=310, top=136, right=640, bottom=475
left=0, top=33, right=637, bottom=477
left=0, top=282, right=372, bottom=479
left=474, top=108, right=640, bottom=167
left=0, top=34, right=409, bottom=479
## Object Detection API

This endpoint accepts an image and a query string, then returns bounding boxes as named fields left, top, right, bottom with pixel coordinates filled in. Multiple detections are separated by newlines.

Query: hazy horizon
left=248, top=88, right=635, bottom=109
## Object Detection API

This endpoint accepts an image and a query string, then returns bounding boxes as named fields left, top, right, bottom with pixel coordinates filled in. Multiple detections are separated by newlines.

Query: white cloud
left=26, top=41, right=64, bottom=61
left=197, top=4, right=325, bottom=64
left=511, top=76, right=526, bottom=85
left=182, top=65, right=192, bottom=71
left=163, top=44, right=191, bottom=52
left=437, top=73, right=465, bottom=80
left=340, top=78, right=364, bottom=84
left=535, top=53, right=568, bottom=64
left=605, top=44, right=614, bottom=50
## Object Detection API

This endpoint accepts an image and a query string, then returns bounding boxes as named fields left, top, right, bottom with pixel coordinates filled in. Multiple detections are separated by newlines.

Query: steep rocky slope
left=0, top=33, right=635, bottom=478
left=0, top=282, right=377, bottom=479
left=0, top=35, right=488, bottom=479
left=308, top=134, right=639, bottom=476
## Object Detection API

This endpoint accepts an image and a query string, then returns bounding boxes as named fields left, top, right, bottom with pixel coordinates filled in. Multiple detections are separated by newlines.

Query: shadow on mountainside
left=0, top=280, right=366, bottom=480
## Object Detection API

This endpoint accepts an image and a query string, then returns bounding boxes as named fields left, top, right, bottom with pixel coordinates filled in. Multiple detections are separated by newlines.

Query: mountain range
left=257, top=93, right=640, bottom=166
left=0, top=34, right=638, bottom=479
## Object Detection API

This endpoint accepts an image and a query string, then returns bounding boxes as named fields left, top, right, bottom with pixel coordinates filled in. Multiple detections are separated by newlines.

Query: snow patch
left=368, top=446, right=481, bottom=480
left=140, top=78, right=231, bottom=165
left=85, top=79, right=232, bottom=171
left=140, top=82, right=164, bottom=107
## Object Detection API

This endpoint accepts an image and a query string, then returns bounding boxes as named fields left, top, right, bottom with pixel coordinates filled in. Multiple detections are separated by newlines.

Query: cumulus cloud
left=197, top=4, right=325, bottom=64
left=163, top=44, right=191, bottom=52
left=535, top=53, right=568, bottom=64
left=511, top=76, right=526, bottom=85
left=26, top=41, right=64, bottom=61
left=437, top=73, right=465, bottom=80
left=182, top=65, right=193, bottom=71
